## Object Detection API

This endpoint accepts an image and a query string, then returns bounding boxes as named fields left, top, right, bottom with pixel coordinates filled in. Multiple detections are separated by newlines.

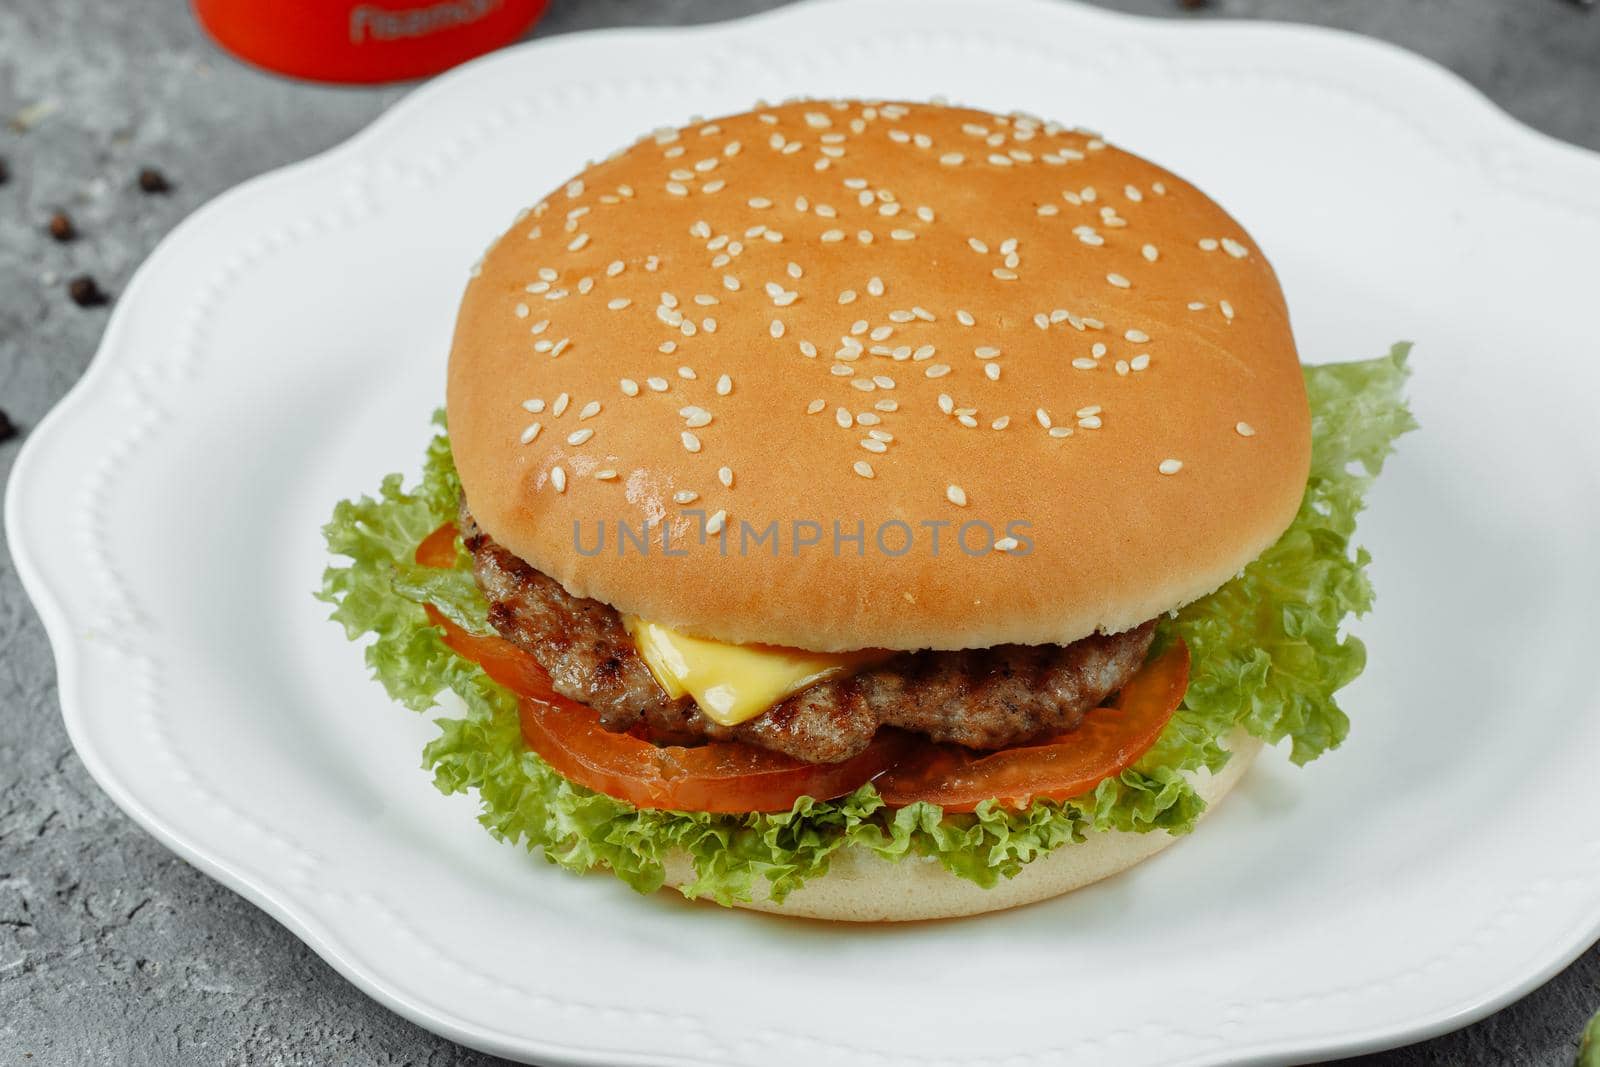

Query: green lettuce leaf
left=318, top=347, right=1413, bottom=904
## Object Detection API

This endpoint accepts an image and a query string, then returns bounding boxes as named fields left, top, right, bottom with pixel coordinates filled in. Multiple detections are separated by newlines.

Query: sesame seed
left=594, top=469, right=618, bottom=481
left=984, top=364, right=1000, bottom=381
left=1221, top=238, right=1248, bottom=258
left=567, top=233, right=590, bottom=251
left=807, top=398, right=826, bottom=415
left=607, top=297, right=631, bottom=310
left=1142, top=244, right=1159, bottom=262
left=799, top=340, right=818, bottom=358
left=1048, top=426, right=1073, bottom=438
left=1131, top=354, right=1151, bottom=371
left=673, top=490, right=698, bottom=504
left=514, top=303, right=529, bottom=318
left=566, top=428, right=594, bottom=445
left=718, top=466, right=734, bottom=488
left=821, top=229, right=845, bottom=243
left=838, top=289, right=858, bottom=304
left=867, top=276, right=885, bottom=296
left=1071, top=358, right=1096, bottom=370
left=770, top=319, right=785, bottom=339
left=678, top=366, right=696, bottom=379
left=1035, top=408, right=1052, bottom=429
left=706, top=509, right=727, bottom=535
left=890, top=229, right=915, bottom=241
left=1115, top=360, right=1129, bottom=376
left=1220, top=300, right=1236, bottom=321
left=1188, top=301, right=1207, bottom=311
left=1198, top=238, right=1219, bottom=252
left=856, top=412, right=882, bottom=427
left=1077, top=416, right=1102, bottom=430
left=520, top=422, right=542, bottom=444
left=1236, top=421, right=1256, bottom=437
left=956, top=309, right=975, bottom=327
left=974, top=346, right=1001, bottom=359
left=968, top=237, right=989, bottom=254
left=551, top=466, right=567, bottom=492
left=683, top=410, right=712, bottom=429
left=992, top=268, right=1018, bottom=281
left=579, top=401, right=601, bottom=420
left=940, top=152, right=964, bottom=166
left=946, top=485, right=968, bottom=506
left=860, top=438, right=887, bottom=454
left=722, top=274, right=741, bottom=292
left=1107, top=273, right=1131, bottom=289
left=994, top=537, right=1020, bottom=552
left=659, top=341, right=677, bottom=354
left=876, top=399, right=899, bottom=412
left=522, top=398, right=546, bottom=413
left=1125, top=329, right=1150, bottom=343
left=853, top=460, right=875, bottom=479
left=925, top=364, right=952, bottom=379
left=716, top=374, right=732, bottom=396
left=552, top=393, right=570, bottom=417
left=531, top=319, right=549, bottom=334
left=992, top=416, right=1011, bottom=430
left=646, top=377, right=669, bottom=392
left=681, top=431, right=702, bottom=453
left=1159, top=459, right=1183, bottom=475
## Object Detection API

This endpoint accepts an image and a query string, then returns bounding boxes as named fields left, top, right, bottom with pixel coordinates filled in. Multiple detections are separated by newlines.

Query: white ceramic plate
left=10, top=1, right=1600, bottom=1063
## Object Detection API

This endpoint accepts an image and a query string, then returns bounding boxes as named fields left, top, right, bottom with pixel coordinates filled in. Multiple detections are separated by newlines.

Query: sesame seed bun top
left=446, top=100, right=1311, bottom=652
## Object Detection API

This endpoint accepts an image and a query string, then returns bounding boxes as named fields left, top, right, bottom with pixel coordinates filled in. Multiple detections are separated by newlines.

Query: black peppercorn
left=137, top=167, right=171, bottom=194
left=0, top=409, right=17, bottom=443
left=68, top=275, right=109, bottom=307
left=48, top=210, right=76, bottom=242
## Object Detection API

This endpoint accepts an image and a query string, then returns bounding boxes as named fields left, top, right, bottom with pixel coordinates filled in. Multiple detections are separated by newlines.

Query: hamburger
left=321, top=99, right=1413, bottom=921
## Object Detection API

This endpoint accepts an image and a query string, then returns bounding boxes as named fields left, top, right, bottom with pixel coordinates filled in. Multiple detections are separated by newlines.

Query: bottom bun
left=663, top=729, right=1263, bottom=922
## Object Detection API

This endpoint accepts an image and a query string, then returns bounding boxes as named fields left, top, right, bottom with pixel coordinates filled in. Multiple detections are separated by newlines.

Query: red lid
left=192, top=0, right=550, bottom=84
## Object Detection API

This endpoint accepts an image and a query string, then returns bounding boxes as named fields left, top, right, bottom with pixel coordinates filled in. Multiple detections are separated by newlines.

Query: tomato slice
left=873, top=640, right=1190, bottom=812
left=413, top=521, right=1189, bottom=815
left=414, top=521, right=459, bottom=568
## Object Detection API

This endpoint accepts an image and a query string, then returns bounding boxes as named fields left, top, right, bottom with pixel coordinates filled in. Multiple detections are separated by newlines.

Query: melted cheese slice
left=625, top=618, right=888, bottom=727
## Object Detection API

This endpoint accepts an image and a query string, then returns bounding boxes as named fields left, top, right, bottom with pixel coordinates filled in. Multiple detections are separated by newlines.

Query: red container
left=192, top=0, right=550, bottom=84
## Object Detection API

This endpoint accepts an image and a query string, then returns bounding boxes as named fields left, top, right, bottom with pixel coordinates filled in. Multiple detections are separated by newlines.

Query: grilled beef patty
left=461, top=505, right=1156, bottom=765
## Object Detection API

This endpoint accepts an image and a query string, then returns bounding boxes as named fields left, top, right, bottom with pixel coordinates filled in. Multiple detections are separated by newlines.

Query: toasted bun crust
left=664, top=731, right=1261, bottom=922
left=448, top=100, right=1310, bottom=651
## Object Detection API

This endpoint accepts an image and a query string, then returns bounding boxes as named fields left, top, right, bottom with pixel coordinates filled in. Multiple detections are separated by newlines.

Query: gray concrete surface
left=2, top=0, right=1598, bottom=1063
